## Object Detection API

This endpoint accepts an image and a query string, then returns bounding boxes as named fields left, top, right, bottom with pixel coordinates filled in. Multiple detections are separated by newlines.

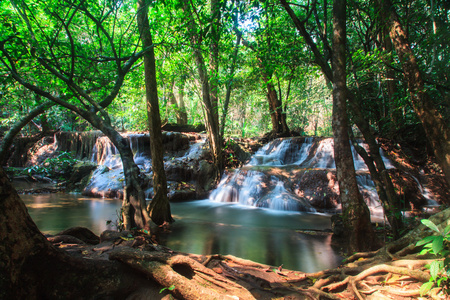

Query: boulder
left=66, top=161, right=97, bottom=192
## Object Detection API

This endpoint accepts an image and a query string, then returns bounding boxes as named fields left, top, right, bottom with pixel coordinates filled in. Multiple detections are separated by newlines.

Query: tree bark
left=0, top=101, right=54, bottom=166
left=220, top=30, right=242, bottom=138
left=183, top=1, right=223, bottom=178
left=332, top=0, right=378, bottom=252
left=380, top=0, right=450, bottom=187
left=237, top=28, right=290, bottom=135
left=281, top=0, right=403, bottom=236
left=0, top=166, right=161, bottom=299
left=137, top=0, right=173, bottom=225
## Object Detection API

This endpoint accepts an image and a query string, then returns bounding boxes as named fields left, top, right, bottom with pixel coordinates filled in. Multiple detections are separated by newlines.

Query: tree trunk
left=174, top=78, right=188, bottom=125
left=220, top=30, right=242, bottom=138
left=332, top=0, right=378, bottom=252
left=183, top=1, right=223, bottom=178
left=99, top=126, right=152, bottom=230
left=238, top=28, right=290, bottom=136
left=170, top=79, right=188, bottom=125
left=137, top=0, right=173, bottom=225
left=281, top=0, right=403, bottom=236
left=381, top=0, right=450, bottom=187
left=0, top=101, right=54, bottom=166
left=265, top=75, right=290, bottom=135
left=0, top=166, right=161, bottom=299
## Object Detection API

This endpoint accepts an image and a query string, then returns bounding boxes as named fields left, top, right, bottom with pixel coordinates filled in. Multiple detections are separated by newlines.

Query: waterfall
left=210, top=137, right=414, bottom=213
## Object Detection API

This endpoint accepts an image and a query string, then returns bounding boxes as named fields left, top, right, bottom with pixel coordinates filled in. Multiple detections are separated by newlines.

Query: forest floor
left=48, top=211, right=449, bottom=300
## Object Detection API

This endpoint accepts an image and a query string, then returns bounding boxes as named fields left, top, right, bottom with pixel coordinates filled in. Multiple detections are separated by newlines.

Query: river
left=21, top=193, right=342, bottom=272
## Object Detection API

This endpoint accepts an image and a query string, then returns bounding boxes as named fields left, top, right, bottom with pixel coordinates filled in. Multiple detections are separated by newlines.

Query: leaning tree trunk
left=0, top=101, right=54, bottom=166
left=381, top=0, right=450, bottom=187
left=332, top=0, right=379, bottom=252
left=100, top=126, right=152, bottom=230
left=137, top=0, right=173, bottom=225
left=183, top=1, right=223, bottom=178
left=0, top=166, right=159, bottom=299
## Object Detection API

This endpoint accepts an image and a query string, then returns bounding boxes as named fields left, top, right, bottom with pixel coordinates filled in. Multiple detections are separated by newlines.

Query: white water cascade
left=210, top=137, right=406, bottom=214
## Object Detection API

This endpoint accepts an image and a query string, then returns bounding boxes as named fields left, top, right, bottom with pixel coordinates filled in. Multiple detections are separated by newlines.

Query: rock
left=66, top=161, right=97, bottom=192
left=100, top=230, right=133, bottom=243
left=57, top=226, right=100, bottom=245
left=162, top=123, right=206, bottom=133
left=331, top=214, right=345, bottom=237
left=168, top=186, right=197, bottom=202
left=162, top=131, right=190, bottom=152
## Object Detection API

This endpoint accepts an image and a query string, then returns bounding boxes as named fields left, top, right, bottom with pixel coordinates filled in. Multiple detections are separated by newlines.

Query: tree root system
left=50, top=207, right=450, bottom=299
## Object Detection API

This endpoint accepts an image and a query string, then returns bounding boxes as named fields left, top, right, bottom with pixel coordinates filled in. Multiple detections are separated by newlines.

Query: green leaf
left=419, top=281, right=434, bottom=296
left=422, top=219, right=441, bottom=233
left=432, top=235, right=444, bottom=254
left=443, top=225, right=450, bottom=236
left=430, top=260, right=441, bottom=279
left=416, top=236, right=435, bottom=246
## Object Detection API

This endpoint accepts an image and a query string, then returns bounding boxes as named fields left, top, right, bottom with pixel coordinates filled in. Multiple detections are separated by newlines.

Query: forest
left=0, top=0, right=449, bottom=299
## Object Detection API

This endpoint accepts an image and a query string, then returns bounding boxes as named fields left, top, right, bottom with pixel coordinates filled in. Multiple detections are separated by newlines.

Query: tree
left=182, top=0, right=224, bottom=177
left=0, top=100, right=54, bottom=166
left=280, top=0, right=404, bottom=239
left=136, top=0, right=173, bottom=225
left=0, top=0, right=152, bottom=229
left=331, top=0, right=378, bottom=252
left=378, top=0, right=450, bottom=187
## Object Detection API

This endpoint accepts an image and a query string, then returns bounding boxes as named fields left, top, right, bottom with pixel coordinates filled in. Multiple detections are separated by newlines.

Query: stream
left=21, top=193, right=342, bottom=272
left=17, top=133, right=439, bottom=273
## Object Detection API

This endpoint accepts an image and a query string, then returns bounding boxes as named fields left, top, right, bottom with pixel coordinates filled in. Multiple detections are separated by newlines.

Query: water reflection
left=22, top=195, right=342, bottom=272
left=21, top=193, right=120, bottom=234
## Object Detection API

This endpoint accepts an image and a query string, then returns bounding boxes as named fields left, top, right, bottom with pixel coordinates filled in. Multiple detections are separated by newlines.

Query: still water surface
left=21, top=193, right=342, bottom=272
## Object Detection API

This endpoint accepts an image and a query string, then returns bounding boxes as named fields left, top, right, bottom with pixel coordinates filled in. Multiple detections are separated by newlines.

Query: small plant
left=415, top=219, right=450, bottom=296
left=159, top=285, right=175, bottom=294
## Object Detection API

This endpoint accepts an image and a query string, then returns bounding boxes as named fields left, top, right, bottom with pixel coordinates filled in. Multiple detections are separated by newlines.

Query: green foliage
left=416, top=219, right=450, bottom=296
left=23, top=152, right=78, bottom=180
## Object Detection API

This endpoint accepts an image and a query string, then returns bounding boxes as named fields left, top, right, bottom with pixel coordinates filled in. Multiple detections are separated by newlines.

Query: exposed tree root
left=49, top=207, right=450, bottom=299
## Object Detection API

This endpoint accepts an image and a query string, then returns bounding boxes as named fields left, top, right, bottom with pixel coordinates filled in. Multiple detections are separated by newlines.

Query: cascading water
left=210, top=137, right=403, bottom=215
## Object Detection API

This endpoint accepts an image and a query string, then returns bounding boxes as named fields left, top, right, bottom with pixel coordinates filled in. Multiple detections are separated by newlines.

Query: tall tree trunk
left=220, top=30, right=242, bottom=138
left=332, top=0, right=378, bottom=252
left=137, top=0, right=173, bottom=225
left=174, top=78, right=188, bottom=125
left=265, top=75, right=290, bottom=134
left=183, top=1, right=223, bottom=178
left=237, top=29, right=290, bottom=135
left=281, top=0, right=403, bottom=236
left=380, top=0, right=450, bottom=186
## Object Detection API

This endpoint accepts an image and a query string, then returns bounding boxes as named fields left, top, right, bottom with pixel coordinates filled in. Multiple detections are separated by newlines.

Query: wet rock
left=294, top=170, right=339, bottom=210
left=168, top=185, right=197, bottom=202
left=66, top=161, right=97, bottom=192
left=196, top=160, right=217, bottom=193
left=162, top=123, right=206, bottom=133
left=331, top=214, right=345, bottom=237
left=162, top=131, right=190, bottom=152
